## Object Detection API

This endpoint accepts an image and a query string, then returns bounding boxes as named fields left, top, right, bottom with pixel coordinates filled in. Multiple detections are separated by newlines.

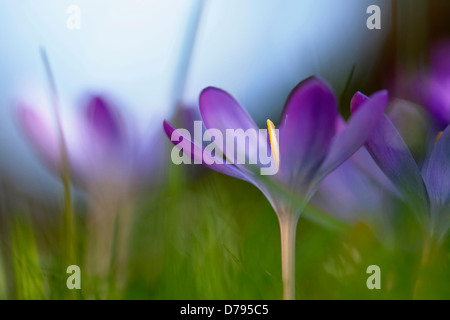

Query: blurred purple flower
left=313, top=120, right=396, bottom=225
left=352, top=92, right=450, bottom=240
left=417, top=41, right=450, bottom=128
left=164, top=77, right=388, bottom=299
left=17, top=94, right=162, bottom=196
left=18, top=93, right=167, bottom=283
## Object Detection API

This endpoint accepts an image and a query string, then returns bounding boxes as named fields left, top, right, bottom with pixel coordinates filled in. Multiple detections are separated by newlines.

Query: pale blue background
left=0, top=0, right=390, bottom=196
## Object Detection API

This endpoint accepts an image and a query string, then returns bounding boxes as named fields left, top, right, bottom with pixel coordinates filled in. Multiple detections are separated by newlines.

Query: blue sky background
left=0, top=0, right=390, bottom=197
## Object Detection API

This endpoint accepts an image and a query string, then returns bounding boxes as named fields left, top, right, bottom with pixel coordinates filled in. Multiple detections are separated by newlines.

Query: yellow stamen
left=435, top=131, right=443, bottom=145
left=267, top=119, right=280, bottom=172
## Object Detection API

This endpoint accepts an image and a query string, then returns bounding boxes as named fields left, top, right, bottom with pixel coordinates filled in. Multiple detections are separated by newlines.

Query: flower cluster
left=15, top=47, right=449, bottom=301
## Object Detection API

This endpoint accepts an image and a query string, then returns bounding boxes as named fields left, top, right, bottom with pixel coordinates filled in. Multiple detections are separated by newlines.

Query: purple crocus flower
left=18, top=94, right=162, bottom=197
left=312, top=114, right=400, bottom=220
left=164, top=77, right=388, bottom=299
left=313, top=143, right=394, bottom=224
left=417, top=41, right=450, bottom=128
left=18, top=94, right=164, bottom=284
left=352, top=92, right=450, bottom=241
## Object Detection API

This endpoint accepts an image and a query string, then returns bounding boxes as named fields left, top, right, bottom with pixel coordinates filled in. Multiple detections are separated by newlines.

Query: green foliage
left=0, top=164, right=449, bottom=299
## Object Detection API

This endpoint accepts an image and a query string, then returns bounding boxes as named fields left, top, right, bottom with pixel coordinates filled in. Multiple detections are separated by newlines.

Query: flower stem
left=278, top=212, right=299, bottom=300
left=41, top=48, right=77, bottom=298
left=61, top=173, right=76, bottom=272
left=412, top=233, right=439, bottom=299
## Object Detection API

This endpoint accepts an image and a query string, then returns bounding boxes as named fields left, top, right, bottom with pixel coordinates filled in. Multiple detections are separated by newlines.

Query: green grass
left=0, top=163, right=449, bottom=299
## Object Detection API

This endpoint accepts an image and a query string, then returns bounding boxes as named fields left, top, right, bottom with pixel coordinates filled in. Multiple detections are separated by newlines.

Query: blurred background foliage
left=1, top=161, right=449, bottom=299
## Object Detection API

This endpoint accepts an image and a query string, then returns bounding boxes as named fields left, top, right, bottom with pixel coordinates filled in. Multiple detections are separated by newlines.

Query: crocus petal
left=431, top=40, right=450, bottom=82
left=348, top=146, right=400, bottom=197
left=163, top=120, right=254, bottom=183
left=164, top=119, right=279, bottom=212
left=414, top=41, right=450, bottom=127
left=131, top=123, right=168, bottom=187
left=351, top=92, right=430, bottom=216
left=279, top=77, right=337, bottom=185
left=423, top=79, right=450, bottom=127
left=85, top=96, right=123, bottom=147
left=422, top=125, right=450, bottom=220
left=317, top=90, right=388, bottom=181
left=332, top=115, right=396, bottom=195
left=17, top=106, right=61, bottom=172
left=199, top=87, right=262, bottom=164
left=314, top=156, right=386, bottom=223
left=199, top=87, right=259, bottom=133
left=180, top=106, right=203, bottom=141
